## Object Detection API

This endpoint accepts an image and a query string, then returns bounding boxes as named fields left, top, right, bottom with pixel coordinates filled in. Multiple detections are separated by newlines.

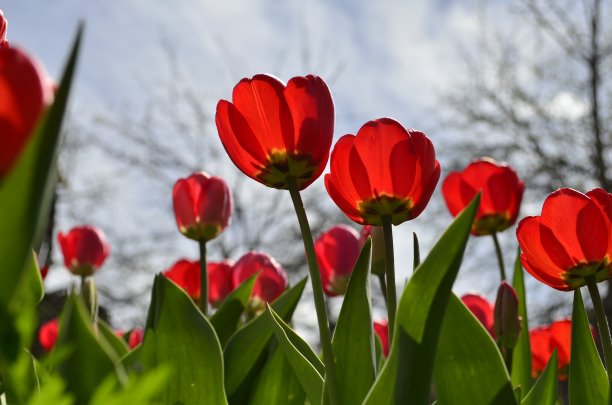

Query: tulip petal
left=576, top=200, right=607, bottom=263
left=587, top=188, right=612, bottom=256
left=329, top=135, right=363, bottom=206
left=324, top=174, right=365, bottom=224
left=442, top=172, right=466, bottom=217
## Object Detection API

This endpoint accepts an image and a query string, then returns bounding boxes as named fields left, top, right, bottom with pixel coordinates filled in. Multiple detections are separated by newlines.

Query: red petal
left=442, top=172, right=466, bottom=217
left=461, top=294, right=494, bottom=336
left=576, top=199, right=607, bottom=263
left=587, top=188, right=612, bottom=257
left=550, top=319, right=572, bottom=367
left=409, top=160, right=440, bottom=220
left=324, top=174, right=365, bottom=224
left=173, top=178, right=197, bottom=230
left=328, top=135, right=363, bottom=206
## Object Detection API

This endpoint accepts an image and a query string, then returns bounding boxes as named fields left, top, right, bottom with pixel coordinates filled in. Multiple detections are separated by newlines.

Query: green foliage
left=332, top=238, right=375, bottom=405
left=569, top=289, right=609, bottom=404
left=364, top=193, right=479, bottom=405
left=210, top=274, right=257, bottom=347
left=97, top=319, right=130, bottom=359
left=521, top=351, right=558, bottom=405
left=433, top=295, right=516, bottom=405
left=511, top=250, right=532, bottom=396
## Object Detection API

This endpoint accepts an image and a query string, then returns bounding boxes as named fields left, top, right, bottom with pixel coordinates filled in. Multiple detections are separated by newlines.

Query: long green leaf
left=332, top=238, right=375, bottom=404
left=247, top=342, right=306, bottom=405
left=210, top=274, right=257, bottom=347
left=569, top=289, right=608, bottom=404
left=97, top=319, right=129, bottom=359
left=433, top=294, right=516, bottom=405
left=266, top=306, right=324, bottom=405
left=521, top=351, right=557, bottom=405
left=0, top=25, right=82, bottom=305
left=224, top=277, right=307, bottom=396
left=137, top=274, right=227, bottom=405
left=364, top=194, right=480, bottom=405
left=511, top=249, right=532, bottom=397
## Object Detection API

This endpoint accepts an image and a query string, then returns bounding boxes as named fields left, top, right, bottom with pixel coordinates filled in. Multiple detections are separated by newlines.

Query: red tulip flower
left=58, top=226, right=110, bottom=276
left=173, top=172, right=233, bottom=242
left=39, top=319, right=59, bottom=352
left=461, top=293, right=495, bottom=337
left=1, top=46, right=53, bottom=178
left=232, top=251, right=287, bottom=311
left=163, top=259, right=234, bottom=307
left=0, top=10, right=8, bottom=48
left=216, top=74, right=334, bottom=191
left=442, top=158, right=524, bottom=236
left=517, top=188, right=612, bottom=291
left=315, top=225, right=361, bottom=296
left=325, top=118, right=440, bottom=225
left=373, top=319, right=389, bottom=357
left=530, top=319, right=572, bottom=380
left=128, top=328, right=144, bottom=349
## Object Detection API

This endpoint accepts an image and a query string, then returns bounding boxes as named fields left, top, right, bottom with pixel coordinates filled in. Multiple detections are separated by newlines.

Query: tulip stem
left=503, top=347, right=513, bottom=374
left=377, top=273, right=388, bottom=302
left=586, top=277, right=612, bottom=390
left=287, top=179, right=340, bottom=405
left=382, top=217, right=397, bottom=343
left=199, top=240, right=208, bottom=317
left=492, top=232, right=507, bottom=281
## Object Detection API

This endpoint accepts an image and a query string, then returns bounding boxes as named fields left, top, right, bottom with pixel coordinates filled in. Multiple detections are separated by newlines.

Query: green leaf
left=210, top=274, right=257, bottom=347
left=364, top=194, right=480, bottom=405
left=265, top=306, right=324, bottom=405
left=52, top=294, right=126, bottom=404
left=0, top=25, right=82, bottom=306
left=247, top=342, right=306, bottom=405
left=433, top=295, right=516, bottom=405
left=97, top=319, right=130, bottom=359
left=223, top=277, right=307, bottom=396
left=26, top=376, right=74, bottom=405
left=89, top=366, right=171, bottom=405
left=511, top=249, right=532, bottom=396
left=136, top=274, right=227, bottom=405
left=569, top=289, right=608, bottom=404
left=332, top=238, right=375, bottom=404
left=521, top=351, right=557, bottom=405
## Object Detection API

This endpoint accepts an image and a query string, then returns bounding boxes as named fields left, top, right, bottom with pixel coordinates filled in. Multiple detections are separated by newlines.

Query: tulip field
left=2, top=11, right=612, bottom=405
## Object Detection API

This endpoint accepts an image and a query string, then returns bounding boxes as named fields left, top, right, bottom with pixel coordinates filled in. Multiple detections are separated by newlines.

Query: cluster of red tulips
left=2, top=9, right=612, bottom=404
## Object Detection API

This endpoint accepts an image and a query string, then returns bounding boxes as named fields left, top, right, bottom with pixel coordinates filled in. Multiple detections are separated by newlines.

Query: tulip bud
left=57, top=226, right=110, bottom=277
left=315, top=225, right=360, bottom=296
left=494, top=281, right=521, bottom=349
left=172, top=172, right=233, bottom=242
left=39, top=319, right=59, bottom=352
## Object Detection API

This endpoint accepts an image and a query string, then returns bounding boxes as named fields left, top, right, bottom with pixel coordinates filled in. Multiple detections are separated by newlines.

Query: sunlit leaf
left=511, top=250, right=532, bottom=396
left=521, top=351, right=557, bottom=405
left=210, top=274, right=257, bottom=347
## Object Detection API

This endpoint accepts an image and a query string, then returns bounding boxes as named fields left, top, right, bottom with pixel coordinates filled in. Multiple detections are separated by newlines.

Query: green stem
left=492, top=232, right=507, bottom=282
left=503, top=347, right=513, bottom=375
left=287, top=179, right=340, bottom=405
left=382, top=217, right=397, bottom=342
left=199, top=240, right=208, bottom=316
left=586, top=277, right=612, bottom=393
left=377, top=273, right=388, bottom=303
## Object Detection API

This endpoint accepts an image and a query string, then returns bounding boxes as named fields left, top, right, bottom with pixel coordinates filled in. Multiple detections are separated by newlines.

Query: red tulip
left=373, top=319, right=389, bottom=357
left=232, top=251, right=287, bottom=310
left=39, top=319, right=59, bottom=352
left=0, top=10, right=8, bottom=48
left=442, top=158, right=524, bottom=236
left=315, top=225, right=361, bottom=296
left=216, top=74, right=334, bottom=191
left=0, top=46, right=53, bottom=178
left=529, top=319, right=572, bottom=380
left=325, top=118, right=440, bottom=225
left=173, top=172, right=233, bottom=242
left=163, top=259, right=234, bottom=307
left=461, top=293, right=495, bottom=337
left=57, top=226, right=110, bottom=276
left=517, top=188, right=612, bottom=291
left=128, top=328, right=144, bottom=349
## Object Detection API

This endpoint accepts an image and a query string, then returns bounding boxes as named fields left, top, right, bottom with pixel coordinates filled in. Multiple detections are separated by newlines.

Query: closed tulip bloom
left=216, top=74, right=334, bottom=190
left=173, top=172, right=233, bottom=242
left=315, top=225, right=361, bottom=296
left=1, top=46, right=53, bottom=178
left=325, top=118, right=440, bottom=225
left=442, top=158, right=524, bottom=236
left=58, top=226, right=110, bottom=276
left=530, top=319, right=572, bottom=380
left=461, top=293, right=495, bottom=337
left=0, top=10, right=8, bottom=48
left=373, top=319, right=389, bottom=357
left=39, top=319, right=59, bottom=352
left=163, top=259, right=234, bottom=307
left=517, top=188, right=612, bottom=291
left=232, top=251, right=287, bottom=310
left=128, top=328, right=144, bottom=349
left=493, top=282, right=521, bottom=349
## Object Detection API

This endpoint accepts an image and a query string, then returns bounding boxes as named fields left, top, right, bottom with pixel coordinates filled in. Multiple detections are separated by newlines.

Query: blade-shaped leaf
left=137, top=274, right=227, bottom=405
left=224, top=277, right=307, bottom=396
left=511, top=249, right=532, bottom=396
left=364, top=194, right=480, bottom=405
left=569, top=289, right=608, bottom=404
left=210, top=274, right=257, bottom=347
left=0, top=25, right=82, bottom=305
left=332, top=238, right=375, bottom=404
left=266, top=306, right=324, bottom=405
left=247, top=342, right=306, bottom=405
left=433, top=294, right=516, bottom=405
left=521, top=350, right=557, bottom=405
left=97, top=319, right=129, bottom=359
